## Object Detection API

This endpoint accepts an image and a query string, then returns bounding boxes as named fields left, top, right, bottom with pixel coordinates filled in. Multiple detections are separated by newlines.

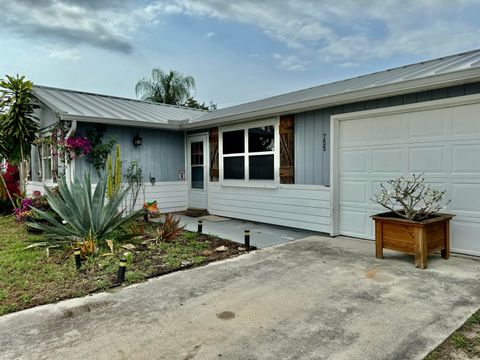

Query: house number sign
left=178, top=170, right=185, bottom=181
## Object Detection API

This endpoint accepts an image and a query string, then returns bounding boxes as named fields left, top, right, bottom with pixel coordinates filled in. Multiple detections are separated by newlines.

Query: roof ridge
left=32, top=84, right=208, bottom=113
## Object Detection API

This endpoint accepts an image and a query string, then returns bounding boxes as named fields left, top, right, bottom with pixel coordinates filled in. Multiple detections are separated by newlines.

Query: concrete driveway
left=1, top=236, right=479, bottom=360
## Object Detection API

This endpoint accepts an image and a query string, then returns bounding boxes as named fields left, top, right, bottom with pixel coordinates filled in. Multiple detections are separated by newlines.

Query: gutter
left=65, top=120, right=77, bottom=185
left=59, top=114, right=183, bottom=131
left=66, top=119, right=77, bottom=138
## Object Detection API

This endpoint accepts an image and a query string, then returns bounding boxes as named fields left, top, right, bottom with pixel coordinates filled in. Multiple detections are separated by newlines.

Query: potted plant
left=371, top=174, right=454, bottom=269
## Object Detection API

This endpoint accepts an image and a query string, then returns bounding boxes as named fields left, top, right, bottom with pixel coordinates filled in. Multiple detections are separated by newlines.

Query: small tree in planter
left=371, top=174, right=454, bottom=269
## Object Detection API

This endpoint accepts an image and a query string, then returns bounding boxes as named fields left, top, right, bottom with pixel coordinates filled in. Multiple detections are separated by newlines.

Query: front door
left=187, top=134, right=208, bottom=209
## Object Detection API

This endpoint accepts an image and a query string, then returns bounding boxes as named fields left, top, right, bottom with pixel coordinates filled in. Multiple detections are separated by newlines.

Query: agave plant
left=26, top=173, right=145, bottom=241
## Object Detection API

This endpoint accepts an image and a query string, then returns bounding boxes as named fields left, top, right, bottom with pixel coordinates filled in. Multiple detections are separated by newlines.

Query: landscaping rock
left=181, top=260, right=191, bottom=267
left=214, top=246, right=228, bottom=252
left=201, top=250, right=214, bottom=256
left=238, top=247, right=246, bottom=251
left=121, top=244, right=136, bottom=251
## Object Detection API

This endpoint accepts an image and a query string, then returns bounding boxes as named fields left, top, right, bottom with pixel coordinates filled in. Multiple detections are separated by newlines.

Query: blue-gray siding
left=295, top=110, right=331, bottom=186
left=294, top=82, right=480, bottom=186
left=75, top=123, right=185, bottom=182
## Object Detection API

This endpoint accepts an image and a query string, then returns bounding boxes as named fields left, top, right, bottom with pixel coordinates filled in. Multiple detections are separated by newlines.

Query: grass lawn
left=0, top=215, right=243, bottom=316
left=425, top=310, right=480, bottom=359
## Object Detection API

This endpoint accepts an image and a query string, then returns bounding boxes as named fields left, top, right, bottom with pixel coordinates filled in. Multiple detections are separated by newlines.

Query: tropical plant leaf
left=28, top=173, right=146, bottom=242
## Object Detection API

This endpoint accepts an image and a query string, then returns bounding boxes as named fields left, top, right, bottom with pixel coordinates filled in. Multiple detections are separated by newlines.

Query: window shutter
left=280, top=115, right=295, bottom=184
left=209, top=127, right=219, bottom=181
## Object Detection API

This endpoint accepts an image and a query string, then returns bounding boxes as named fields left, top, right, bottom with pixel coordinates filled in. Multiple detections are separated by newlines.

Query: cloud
left=337, top=62, right=360, bottom=69
left=273, top=54, right=309, bottom=71
left=47, top=47, right=81, bottom=61
left=205, top=31, right=216, bottom=38
left=1, top=0, right=141, bottom=53
left=2, top=0, right=479, bottom=64
left=148, top=0, right=480, bottom=64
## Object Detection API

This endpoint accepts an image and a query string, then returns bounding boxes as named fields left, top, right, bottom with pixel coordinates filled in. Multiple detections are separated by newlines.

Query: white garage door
left=337, top=96, right=480, bottom=256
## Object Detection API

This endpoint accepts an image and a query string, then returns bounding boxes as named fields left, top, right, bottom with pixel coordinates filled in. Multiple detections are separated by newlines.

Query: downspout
left=65, top=120, right=77, bottom=185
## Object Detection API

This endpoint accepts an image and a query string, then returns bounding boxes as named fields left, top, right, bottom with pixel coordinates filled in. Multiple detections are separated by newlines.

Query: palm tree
left=0, top=74, right=39, bottom=193
left=135, top=68, right=196, bottom=105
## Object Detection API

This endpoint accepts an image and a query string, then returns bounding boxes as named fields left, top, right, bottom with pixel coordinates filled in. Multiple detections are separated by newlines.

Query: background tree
left=0, top=74, right=39, bottom=194
left=183, top=97, right=217, bottom=111
left=135, top=68, right=196, bottom=105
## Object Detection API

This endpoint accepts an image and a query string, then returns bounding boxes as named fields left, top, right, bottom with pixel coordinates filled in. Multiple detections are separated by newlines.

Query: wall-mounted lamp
left=149, top=172, right=156, bottom=186
left=133, top=134, right=143, bottom=147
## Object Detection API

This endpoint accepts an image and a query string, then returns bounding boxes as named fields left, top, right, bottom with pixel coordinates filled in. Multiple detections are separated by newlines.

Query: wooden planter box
left=371, top=212, right=454, bottom=269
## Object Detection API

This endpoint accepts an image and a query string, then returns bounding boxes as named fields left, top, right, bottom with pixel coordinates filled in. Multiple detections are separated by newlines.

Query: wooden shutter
left=209, top=127, right=219, bottom=181
left=280, top=115, right=295, bottom=184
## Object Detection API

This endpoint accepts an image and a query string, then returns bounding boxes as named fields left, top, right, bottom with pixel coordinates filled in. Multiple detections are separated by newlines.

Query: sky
left=1, top=0, right=480, bottom=108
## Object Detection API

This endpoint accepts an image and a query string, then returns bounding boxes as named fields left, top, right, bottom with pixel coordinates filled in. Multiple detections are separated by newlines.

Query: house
left=28, top=49, right=480, bottom=256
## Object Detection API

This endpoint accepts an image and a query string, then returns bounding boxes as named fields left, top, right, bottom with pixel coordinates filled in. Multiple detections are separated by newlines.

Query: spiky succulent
left=26, top=173, right=145, bottom=241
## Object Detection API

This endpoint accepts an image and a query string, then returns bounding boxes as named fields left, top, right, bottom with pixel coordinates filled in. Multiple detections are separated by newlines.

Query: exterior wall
left=36, top=103, right=59, bottom=129
left=25, top=182, right=45, bottom=195
left=74, top=123, right=185, bottom=183
left=294, top=82, right=480, bottom=186
left=26, top=181, right=188, bottom=213
left=208, top=183, right=331, bottom=233
left=295, top=110, right=331, bottom=186
left=135, top=182, right=188, bottom=213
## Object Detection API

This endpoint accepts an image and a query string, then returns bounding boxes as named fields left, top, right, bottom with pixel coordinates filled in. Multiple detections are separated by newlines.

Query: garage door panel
left=339, top=180, right=367, bottom=204
left=452, top=104, right=480, bottom=137
left=407, top=109, right=448, bottom=139
left=338, top=99, right=480, bottom=255
left=339, top=208, right=368, bottom=236
left=372, top=115, right=403, bottom=142
left=409, top=146, right=445, bottom=173
left=373, top=148, right=403, bottom=173
left=339, top=150, right=368, bottom=173
left=339, top=119, right=369, bottom=145
left=452, top=145, right=480, bottom=173
left=451, top=183, right=480, bottom=212
left=451, top=222, right=480, bottom=255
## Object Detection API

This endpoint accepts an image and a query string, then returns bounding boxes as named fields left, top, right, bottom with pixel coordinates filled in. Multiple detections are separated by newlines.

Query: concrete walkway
left=1, top=236, right=479, bottom=360
left=176, top=214, right=319, bottom=248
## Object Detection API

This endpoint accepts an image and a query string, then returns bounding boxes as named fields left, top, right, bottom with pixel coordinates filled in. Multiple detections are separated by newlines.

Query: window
left=39, top=137, right=58, bottom=182
left=190, top=141, right=204, bottom=189
left=221, top=122, right=278, bottom=184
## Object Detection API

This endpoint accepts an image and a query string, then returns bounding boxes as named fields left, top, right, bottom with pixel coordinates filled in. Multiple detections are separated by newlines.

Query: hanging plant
left=86, top=128, right=116, bottom=177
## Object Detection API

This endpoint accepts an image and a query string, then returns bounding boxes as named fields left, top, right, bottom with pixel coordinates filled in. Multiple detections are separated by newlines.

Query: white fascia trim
left=60, top=114, right=182, bottom=130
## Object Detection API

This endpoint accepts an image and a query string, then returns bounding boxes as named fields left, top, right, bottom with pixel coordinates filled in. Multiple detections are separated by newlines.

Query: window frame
left=39, top=132, right=58, bottom=184
left=219, top=118, right=280, bottom=187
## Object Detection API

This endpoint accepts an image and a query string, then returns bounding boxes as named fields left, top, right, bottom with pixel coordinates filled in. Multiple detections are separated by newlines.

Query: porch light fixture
left=133, top=134, right=142, bottom=146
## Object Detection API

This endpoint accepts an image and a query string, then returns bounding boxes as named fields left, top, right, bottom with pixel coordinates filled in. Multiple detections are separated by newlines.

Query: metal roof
left=32, top=85, right=206, bottom=128
left=32, top=49, right=480, bottom=130
left=189, top=49, right=480, bottom=127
